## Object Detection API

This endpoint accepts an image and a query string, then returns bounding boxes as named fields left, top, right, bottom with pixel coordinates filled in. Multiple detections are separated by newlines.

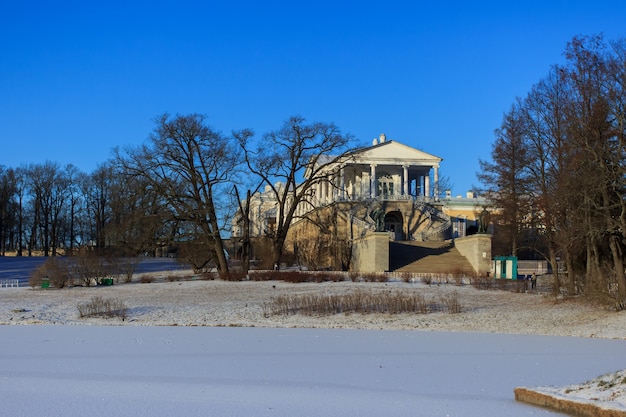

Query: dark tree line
left=479, top=34, right=626, bottom=308
left=0, top=114, right=357, bottom=276
left=0, top=161, right=160, bottom=258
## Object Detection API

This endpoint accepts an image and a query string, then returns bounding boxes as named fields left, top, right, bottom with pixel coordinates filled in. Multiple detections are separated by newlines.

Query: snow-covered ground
left=1, top=267, right=625, bottom=416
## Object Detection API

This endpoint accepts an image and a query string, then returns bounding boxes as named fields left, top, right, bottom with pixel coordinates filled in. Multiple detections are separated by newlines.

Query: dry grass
left=139, top=275, right=155, bottom=283
left=262, top=289, right=462, bottom=317
left=77, top=297, right=128, bottom=319
left=248, top=270, right=347, bottom=283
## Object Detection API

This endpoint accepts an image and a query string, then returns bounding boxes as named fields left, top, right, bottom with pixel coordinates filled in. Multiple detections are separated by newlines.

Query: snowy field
left=1, top=258, right=625, bottom=416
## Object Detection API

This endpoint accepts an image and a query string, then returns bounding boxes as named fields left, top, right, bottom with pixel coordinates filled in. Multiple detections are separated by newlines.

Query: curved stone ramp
left=515, top=387, right=626, bottom=417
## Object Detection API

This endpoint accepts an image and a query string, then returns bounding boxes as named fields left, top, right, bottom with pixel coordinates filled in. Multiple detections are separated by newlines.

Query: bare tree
left=237, top=116, right=357, bottom=269
left=522, top=66, right=578, bottom=294
left=482, top=34, right=626, bottom=308
left=106, top=171, right=171, bottom=256
left=13, top=167, right=27, bottom=256
left=25, top=161, right=68, bottom=256
left=63, top=164, right=84, bottom=256
left=233, top=184, right=261, bottom=275
left=117, top=114, right=239, bottom=274
left=563, top=35, right=626, bottom=305
left=82, top=163, right=115, bottom=251
left=0, top=166, right=17, bottom=255
left=478, top=100, right=532, bottom=257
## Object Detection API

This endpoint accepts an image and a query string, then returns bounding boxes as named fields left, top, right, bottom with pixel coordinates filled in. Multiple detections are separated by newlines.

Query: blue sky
left=1, top=1, right=625, bottom=195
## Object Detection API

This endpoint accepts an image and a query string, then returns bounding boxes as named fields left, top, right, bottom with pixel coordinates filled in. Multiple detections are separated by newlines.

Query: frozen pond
left=1, top=326, right=625, bottom=417
left=0, top=256, right=184, bottom=286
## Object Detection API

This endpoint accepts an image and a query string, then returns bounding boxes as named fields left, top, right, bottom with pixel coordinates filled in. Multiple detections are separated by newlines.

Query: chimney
left=372, top=138, right=378, bottom=145
left=379, top=133, right=386, bottom=143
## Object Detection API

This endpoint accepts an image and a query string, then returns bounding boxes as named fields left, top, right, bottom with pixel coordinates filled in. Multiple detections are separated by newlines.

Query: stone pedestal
left=454, top=234, right=492, bottom=276
left=351, top=232, right=390, bottom=273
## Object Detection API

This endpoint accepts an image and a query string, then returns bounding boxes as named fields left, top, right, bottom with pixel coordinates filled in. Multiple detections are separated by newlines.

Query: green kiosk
left=493, top=256, right=518, bottom=279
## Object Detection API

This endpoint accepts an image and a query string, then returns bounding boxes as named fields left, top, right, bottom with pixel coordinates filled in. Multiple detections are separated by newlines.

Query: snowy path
left=1, top=326, right=624, bottom=417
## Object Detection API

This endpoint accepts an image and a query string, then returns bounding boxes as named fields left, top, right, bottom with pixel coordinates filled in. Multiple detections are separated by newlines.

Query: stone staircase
left=389, top=241, right=474, bottom=274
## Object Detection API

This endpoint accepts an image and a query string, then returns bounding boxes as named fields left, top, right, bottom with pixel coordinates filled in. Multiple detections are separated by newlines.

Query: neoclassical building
left=309, top=133, right=441, bottom=204
left=232, top=135, right=490, bottom=272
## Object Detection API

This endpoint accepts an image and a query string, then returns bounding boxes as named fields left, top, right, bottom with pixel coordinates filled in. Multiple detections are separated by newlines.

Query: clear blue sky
left=1, top=1, right=625, bottom=196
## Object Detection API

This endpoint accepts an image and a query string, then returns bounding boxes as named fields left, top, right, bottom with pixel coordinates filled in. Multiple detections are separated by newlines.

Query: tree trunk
left=608, top=234, right=626, bottom=309
left=548, top=245, right=560, bottom=297
left=565, top=251, right=576, bottom=294
left=241, top=189, right=252, bottom=275
left=271, top=234, right=287, bottom=270
left=214, top=238, right=229, bottom=274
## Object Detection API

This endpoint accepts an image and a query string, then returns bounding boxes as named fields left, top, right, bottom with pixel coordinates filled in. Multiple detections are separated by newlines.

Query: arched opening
left=384, top=211, right=404, bottom=240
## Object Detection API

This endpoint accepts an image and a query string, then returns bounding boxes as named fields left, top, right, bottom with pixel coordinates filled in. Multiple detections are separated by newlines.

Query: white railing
left=411, top=200, right=452, bottom=241
left=517, top=260, right=549, bottom=275
left=1, top=279, right=20, bottom=288
left=420, top=216, right=452, bottom=241
left=337, top=194, right=434, bottom=203
left=349, top=215, right=375, bottom=238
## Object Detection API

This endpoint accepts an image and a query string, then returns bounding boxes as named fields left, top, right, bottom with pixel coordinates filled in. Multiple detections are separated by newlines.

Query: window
left=378, top=174, right=394, bottom=199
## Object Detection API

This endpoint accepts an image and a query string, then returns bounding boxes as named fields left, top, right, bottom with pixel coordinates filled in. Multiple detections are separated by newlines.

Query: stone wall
left=454, top=234, right=492, bottom=276
left=351, top=232, right=390, bottom=272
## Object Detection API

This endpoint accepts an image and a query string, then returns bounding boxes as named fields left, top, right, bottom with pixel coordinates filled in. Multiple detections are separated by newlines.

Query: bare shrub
left=167, top=275, right=183, bottom=282
left=177, top=240, right=217, bottom=273
left=118, top=257, right=140, bottom=283
left=248, top=271, right=275, bottom=281
left=280, top=271, right=312, bottom=283
left=29, top=258, right=71, bottom=289
left=360, top=273, right=388, bottom=283
left=471, top=276, right=494, bottom=290
left=71, top=252, right=116, bottom=286
left=422, top=274, right=433, bottom=285
left=348, top=272, right=360, bottom=282
left=400, top=273, right=421, bottom=284
left=77, top=297, right=128, bottom=319
left=249, top=270, right=345, bottom=283
left=582, top=270, right=626, bottom=310
left=514, top=279, right=528, bottom=293
left=440, top=291, right=462, bottom=314
left=445, top=268, right=470, bottom=286
left=139, top=275, right=154, bottom=283
left=220, top=272, right=247, bottom=282
left=264, top=290, right=437, bottom=316
left=494, top=278, right=509, bottom=291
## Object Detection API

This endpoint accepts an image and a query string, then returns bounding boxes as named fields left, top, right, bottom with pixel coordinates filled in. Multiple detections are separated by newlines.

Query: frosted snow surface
left=1, top=325, right=625, bottom=417
left=533, top=369, right=626, bottom=411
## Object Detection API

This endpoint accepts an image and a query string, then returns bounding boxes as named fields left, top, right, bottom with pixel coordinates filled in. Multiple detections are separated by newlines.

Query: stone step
left=389, top=241, right=474, bottom=274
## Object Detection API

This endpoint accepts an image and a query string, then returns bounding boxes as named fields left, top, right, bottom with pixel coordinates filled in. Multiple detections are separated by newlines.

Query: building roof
left=350, top=139, right=443, bottom=166
left=315, top=138, right=443, bottom=171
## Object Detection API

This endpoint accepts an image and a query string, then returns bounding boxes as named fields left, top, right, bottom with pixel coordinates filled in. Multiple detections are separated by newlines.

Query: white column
left=328, top=176, right=333, bottom=203
left=402, top=166, right=409, bottom=196
left=339, top=167, right=345, bottom=200
left=434, top=164, right=440, bottom=201
left=316, top=182, right=321, bottom=206
left=424, top=171, right=430, bottom=198
left=370, top=164, right=377, bottom=198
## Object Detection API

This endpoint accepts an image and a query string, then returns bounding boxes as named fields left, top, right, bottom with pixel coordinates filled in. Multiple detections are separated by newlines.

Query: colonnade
left=312, top=163, right=439, bottom=207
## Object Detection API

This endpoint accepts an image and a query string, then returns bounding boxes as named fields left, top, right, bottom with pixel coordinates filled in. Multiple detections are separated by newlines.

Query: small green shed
left=493, top=256, right=518, bottom=279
